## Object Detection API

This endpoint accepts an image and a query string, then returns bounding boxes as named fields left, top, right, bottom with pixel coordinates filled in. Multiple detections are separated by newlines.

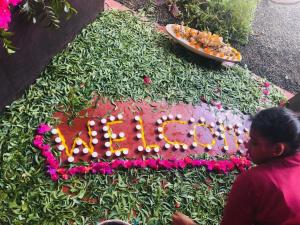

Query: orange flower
left=194, top=44, right=201, bottom=49
left=204, top=48, right=212, bottom=54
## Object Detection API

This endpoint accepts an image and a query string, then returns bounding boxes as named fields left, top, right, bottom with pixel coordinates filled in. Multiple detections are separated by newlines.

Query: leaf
left=7, top=48, right=16, bottom=54
left=111, top=100, right=118, bottom=111
left=0, top=30, right=14, bottom=38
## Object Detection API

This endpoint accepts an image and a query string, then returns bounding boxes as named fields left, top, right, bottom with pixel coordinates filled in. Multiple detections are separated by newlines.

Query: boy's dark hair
left=251, top=107, right=300, bottom=155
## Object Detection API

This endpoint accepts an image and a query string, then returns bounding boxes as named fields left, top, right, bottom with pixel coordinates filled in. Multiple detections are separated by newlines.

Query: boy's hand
left=172, top=212, right=197, bottom=225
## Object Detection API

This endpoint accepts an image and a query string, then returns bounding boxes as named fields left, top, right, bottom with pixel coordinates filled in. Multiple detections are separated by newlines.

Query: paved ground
left=239, top=0, right=300, bottom=94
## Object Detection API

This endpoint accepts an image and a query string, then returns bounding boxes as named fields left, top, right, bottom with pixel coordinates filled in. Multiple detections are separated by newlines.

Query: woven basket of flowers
left=166, top=24, right=242, bottom=63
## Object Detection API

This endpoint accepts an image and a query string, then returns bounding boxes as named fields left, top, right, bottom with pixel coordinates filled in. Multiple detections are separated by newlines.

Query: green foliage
left=20, top=0, right=77, bottom=28
left=0, top=0, right=76, bottom=54
left=58, top=87, right=92, bottom=125
left=175, top=0, right=259, bottom=44
left=121, top=0, right=259, bottom=44
left=0, top=30, right=17, bottom=54
left=0, top=11, right=282, bottom=224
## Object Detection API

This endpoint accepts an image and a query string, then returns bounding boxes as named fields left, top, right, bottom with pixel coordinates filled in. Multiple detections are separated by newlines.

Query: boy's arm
left=221, top=172, right=256, bottom=225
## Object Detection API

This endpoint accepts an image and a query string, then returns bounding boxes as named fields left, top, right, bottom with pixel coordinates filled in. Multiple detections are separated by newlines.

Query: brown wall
left=0, top=0, right=104, bottom=111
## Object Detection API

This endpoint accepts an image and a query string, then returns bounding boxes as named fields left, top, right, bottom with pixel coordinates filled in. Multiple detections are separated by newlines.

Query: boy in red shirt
left=173, top=107, right=300, bottom=225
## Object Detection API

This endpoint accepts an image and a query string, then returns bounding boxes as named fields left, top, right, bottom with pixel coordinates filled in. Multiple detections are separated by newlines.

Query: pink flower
left=91, top=163, right=100, bottom=173
left=47, top=168, right=59, bottom=181
left=176, top=160, right=187, bottom=169
left=62, top=173, right=69, bottom=180
left=123, top=160, right=133, bottom=169
left=68, top=166, right=90, bottom=175
left=263, top=82, right=270, bottom=88
left=57, top=168, right=67, bottom=175
left=206, top=161, right=215, bottom=171
left=46, top=155, right=59, bottom=169
left=146, top=158, right=158, bottom=170
left=240, top=157, right=251, bottom=167
left=132, top=159, right=146, bottom=168
left=37, top=123, right=51, bottom=134
left=0, top=0, right=22, bottom=30
left=231, top=156, right=240, bottom=163
left=0, top=6, right=11, bottom=30
left=100, top=167, right=113, bottom=175
left=33, top=140, right=43, bottom=147
left=216, top=103, right=223, bottom=110
left=33, top=135, right=44, bottom=147
left=263, top=89, right=270, bottom=95
left=91, top=162, right=110, bottom=173
left=47, top=167, right=56, bottom=175
left=68, top=167, right=79, bottom=175
left=230, top=157, right=251, bottom=171
left=191, top=159, right=204, bottom=167
left=211, top=100, right=223, bottom=110
left=184, top=157, right=193, bottom=165
left=111, top=160, right=124, bottom=169
left=159, top=160, right=173, bottom=170
left=217, top=161, right=228, bottom=173
left=143, top=76, right=152, bottom=85
left=226, top=161, right=235, bottom=170
left=40, top=144, right=50, bottom=152
left=41, top=150, right=51, bottom=158
left=50, top=173, right=59, bottom=181
left=9, top=0, right=22, bottom=6
left=82, top=166, right=91, bottom=173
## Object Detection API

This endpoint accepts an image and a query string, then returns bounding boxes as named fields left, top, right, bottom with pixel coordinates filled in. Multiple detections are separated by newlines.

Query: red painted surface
left=53, top=98, right=250, bottom=165
left=104, top=0, right=130, bottom=11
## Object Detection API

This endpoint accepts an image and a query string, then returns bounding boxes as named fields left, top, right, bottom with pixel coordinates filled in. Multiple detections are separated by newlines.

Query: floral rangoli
left=33, top=99, right=251, bottom=181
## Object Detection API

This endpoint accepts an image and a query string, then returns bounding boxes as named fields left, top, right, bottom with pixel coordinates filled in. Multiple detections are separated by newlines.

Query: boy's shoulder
left=250, top=153, right=300, bottom=174
left=240, top=155, right=300, bottom=185
left=237, top=153, right=300, bottom=188
left=238, top=164, right=272, bottom=185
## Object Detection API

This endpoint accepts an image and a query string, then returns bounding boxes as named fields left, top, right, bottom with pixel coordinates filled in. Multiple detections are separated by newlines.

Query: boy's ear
left=272, top=143, right=286, bottom=157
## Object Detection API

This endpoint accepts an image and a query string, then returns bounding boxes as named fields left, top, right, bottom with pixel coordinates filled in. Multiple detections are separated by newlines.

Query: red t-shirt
left=221, top=153, right=300, bottom=225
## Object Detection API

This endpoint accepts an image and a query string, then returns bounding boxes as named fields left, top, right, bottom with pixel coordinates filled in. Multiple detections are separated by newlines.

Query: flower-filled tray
left=165, top=24, right=242, bottom=63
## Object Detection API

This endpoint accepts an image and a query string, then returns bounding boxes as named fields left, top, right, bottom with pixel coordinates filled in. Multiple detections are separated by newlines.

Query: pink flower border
left=33, top=123, right=252, bottom=181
